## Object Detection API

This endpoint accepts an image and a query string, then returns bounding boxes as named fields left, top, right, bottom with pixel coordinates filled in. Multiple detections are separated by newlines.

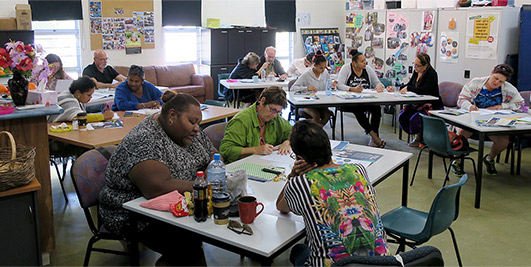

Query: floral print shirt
left=458, top=76, right=524, bottom=111
left=284, top=164, right=389, bottom=267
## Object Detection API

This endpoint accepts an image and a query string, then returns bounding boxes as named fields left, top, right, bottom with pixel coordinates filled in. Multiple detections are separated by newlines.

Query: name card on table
left=26, top=90, right=58, bottom=106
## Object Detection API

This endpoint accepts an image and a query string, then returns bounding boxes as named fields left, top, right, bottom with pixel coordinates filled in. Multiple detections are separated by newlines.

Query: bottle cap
left=197, top=171, right=204, bottom=177
left=214, top=153, right=221, bottom=160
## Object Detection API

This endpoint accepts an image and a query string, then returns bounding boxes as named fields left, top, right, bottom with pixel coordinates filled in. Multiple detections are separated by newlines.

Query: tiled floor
left=48, top=112, right=531, bottom=266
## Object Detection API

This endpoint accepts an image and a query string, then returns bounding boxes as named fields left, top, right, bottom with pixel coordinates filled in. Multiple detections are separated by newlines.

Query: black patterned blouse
left=99, top=115, right=214, bottom=235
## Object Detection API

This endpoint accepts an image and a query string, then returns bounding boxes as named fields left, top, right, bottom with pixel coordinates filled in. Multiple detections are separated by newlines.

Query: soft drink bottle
left=193, top=171, right=208, bottom=222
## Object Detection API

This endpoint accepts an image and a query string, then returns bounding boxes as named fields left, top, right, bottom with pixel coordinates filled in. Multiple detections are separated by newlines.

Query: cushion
left=439, top=82, right=463, bottom=107
left=143, top=66, right=158, bottom=85
left=168, top=85, right=204, bottom=96
left=155, top=64, right=195, bottom=87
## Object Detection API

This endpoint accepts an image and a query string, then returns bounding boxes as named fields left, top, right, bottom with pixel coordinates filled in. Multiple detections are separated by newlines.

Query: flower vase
left=8, top=72, right=29, bottom=106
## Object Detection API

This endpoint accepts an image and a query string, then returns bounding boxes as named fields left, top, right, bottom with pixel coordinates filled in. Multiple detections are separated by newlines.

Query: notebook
left=55, top=79, right=74, bottom=93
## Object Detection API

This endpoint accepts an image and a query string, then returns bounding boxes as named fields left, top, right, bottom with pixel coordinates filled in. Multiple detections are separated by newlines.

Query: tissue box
left=26, top=90, right=58, bottom=105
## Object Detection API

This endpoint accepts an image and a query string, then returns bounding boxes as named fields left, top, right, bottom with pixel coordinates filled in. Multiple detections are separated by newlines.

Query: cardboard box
left=26, top=90, right=58, bottom=106
left=15, top=4, right=32, bottom=30
left=0, top=18, right=17, bottom=30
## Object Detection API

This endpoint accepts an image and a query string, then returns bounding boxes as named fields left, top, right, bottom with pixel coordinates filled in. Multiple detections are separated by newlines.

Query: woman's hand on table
left=349, top=85, right=363, bottom=93
left=147, top=100, right=161, bottom=109
left=486, top=105, right=503, bottom=110
left=386, top=86, right=395, bottom=92
left=103, top=110, right=114, bottom=121
left=399, top=87, right=408, bottom=94
left=288, top=159, right=317, bottom=178
left=331, top=80, right=338, bottom=89
left=255, top=144, right=274, bottom=155
left=469, top=105, right=479, bottom=111
left=374, top=84, right=384, bottom=93
left=307, top=86, right=318, bottom=92
left=275, top=140, right=291, bottom=155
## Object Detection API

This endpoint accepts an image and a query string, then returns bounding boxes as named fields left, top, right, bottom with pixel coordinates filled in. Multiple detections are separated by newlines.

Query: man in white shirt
left=287, top=52, right=315, bottom=77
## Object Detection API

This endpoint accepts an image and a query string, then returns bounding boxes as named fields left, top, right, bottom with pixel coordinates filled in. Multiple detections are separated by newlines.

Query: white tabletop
left=287, top=91, right=439, bottom=106
left=123, top=143, right=411, bottom=261
left=430, top=110, right=531, bottom=134
left=220, top=79, right=290, bottom=90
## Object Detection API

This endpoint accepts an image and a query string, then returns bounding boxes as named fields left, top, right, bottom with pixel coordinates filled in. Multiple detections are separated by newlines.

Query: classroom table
left=123, top=143, right=412, bottom=264
left=86, top=86, right=170, bottom=107
left=220, top=79, right=290, bottom=108
left=48, top=105, right=240, bottom=149
left=430, top=110, right=531, bottom=208
left=287, top=91, right=439, bottom=140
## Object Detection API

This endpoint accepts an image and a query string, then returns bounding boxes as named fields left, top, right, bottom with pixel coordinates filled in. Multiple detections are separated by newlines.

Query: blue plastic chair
left=410, top=114, right=477, bottom=187
left=382, top=174, right=468, bottom=267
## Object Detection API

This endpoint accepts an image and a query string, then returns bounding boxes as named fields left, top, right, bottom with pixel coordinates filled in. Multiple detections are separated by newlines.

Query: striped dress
left=284, top=163, right=389, bottom=267
left=48, top=91, right=103, bottom=123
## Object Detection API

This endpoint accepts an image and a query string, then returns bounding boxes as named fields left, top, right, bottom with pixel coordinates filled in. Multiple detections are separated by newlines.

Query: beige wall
left=3, top=0, right=531, bottom=69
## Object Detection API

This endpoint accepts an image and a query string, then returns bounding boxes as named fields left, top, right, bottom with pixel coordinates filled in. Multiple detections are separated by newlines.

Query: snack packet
left=170, top=198, right=189, bottom=217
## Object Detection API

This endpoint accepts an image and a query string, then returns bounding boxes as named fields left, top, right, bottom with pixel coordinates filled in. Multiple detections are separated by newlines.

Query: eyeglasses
left=268, top=106, right=282, bottom=115
left=414, top=63, right=425, bottom=68
left=227, top=220, right=253, bottom=235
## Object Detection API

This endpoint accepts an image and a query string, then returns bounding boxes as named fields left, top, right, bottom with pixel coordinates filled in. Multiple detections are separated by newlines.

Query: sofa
left=114, top=64, right=213, bottom=103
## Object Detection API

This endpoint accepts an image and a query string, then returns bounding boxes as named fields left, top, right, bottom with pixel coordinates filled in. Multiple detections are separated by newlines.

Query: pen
left=262, top=168, right=282, bottom=175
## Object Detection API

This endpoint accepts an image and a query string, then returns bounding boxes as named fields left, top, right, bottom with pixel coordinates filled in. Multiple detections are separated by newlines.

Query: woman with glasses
left=392, top=53, right=443, bottom=147
left=337, top=50, right=389, bottom=148
left=112, top=65, right=163, bottom=111
left=220, top=86, right=292, bottom=163
left=226, top=52, right=262, bottom=104
left=455, top=64, right=524, bottom=175
left=276, top=120, right=389, bottom=266
left=291, top=50, right=336, bottom=127
left=32, top=54, right=73, bottom=91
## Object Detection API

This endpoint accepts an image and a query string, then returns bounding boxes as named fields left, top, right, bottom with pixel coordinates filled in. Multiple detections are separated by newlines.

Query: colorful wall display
left=301, top=28, right=345, bottom=74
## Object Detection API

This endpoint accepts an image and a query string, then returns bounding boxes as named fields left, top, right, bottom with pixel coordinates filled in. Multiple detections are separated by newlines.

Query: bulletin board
left=301, top=28, right=345, bottom=74
left=89, top=0, right=155, bottom=51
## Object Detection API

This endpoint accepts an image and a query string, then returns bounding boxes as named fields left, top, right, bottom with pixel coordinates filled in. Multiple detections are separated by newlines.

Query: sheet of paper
left=315, top=91, right=326, bottom=96
left=112, top=113, right=120, bottom=119
left=294, top=96, right=315, bottom=102
left=260, top=151, right=294, bottom=162
left=361, top=89, right=378, bottom=94
left=263, top=203, right=304, bottom=223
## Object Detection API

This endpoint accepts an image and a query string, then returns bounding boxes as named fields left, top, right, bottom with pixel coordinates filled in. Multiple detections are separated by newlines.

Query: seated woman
left=391, top=53, right=443, bottom=147
left=291, top=50, right=335, bottom=127
left=32, top=53, right=73, bottom=91
left=112, top=65, right=163, bottom=111
left=220, top=86, right=291, bottom=163
left=287, top=52, right=314, bottom=77
left=99, top=92, right=215, bottom=265
left=337, top=50, right=387, bottom=148
left=227, top=52, right=265, bottom=103
left=276, top=120, right=390, bottom=266
left=48, top=77, right=113, bottom=123
left=456, top=64, right=524, bottom=175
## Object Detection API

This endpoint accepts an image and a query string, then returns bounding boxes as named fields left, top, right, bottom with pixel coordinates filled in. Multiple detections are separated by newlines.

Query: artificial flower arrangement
left=0, top=40, right=51, bottom=82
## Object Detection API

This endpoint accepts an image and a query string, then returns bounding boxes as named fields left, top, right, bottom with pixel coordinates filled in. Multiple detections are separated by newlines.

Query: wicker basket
left=0, top=131, right=36, bottom=192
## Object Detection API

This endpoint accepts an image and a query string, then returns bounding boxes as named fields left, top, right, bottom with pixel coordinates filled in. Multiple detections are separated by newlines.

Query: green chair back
left=420, top=114, right=454, bottom=156
left=218, top=73, right=231, bottom=99
left=423, top=174, right=468, bottom=239
left=379, top=77, right=393, bottom=88
left=205, top=99, right=227, bottom=107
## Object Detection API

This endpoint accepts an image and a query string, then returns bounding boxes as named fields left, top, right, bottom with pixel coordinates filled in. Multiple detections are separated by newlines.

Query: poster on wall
left=422, top=11, right=434, bottom=32
left=346, top=0, right=363, bottom=10
left=410, top=31, right=433, bottom=55
left=385, top=11, right=409, bottom=81
left=89, top=1, right=102, bottom=18
left=301, top=28, right=345, bottom=74
left=465, top=12, right=500, bottom=59
left=439, top=32, right=459, bottom=63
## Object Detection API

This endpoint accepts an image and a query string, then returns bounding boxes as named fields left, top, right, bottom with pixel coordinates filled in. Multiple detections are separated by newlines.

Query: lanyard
left=257, top=112, right=266, bottom=145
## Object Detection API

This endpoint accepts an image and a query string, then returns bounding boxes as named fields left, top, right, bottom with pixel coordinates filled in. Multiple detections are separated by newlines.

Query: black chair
left=332, top=246, right=444, bottom=266
left=410, top=114, right=477, bottom=187
left=70, top=146, right=139, bottom=266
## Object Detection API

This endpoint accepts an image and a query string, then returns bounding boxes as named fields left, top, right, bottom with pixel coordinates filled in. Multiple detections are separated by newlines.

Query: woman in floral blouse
left=276, top=120, right=389, bottom=267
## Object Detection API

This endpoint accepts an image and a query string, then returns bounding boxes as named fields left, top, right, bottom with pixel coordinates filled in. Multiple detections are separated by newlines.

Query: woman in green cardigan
left=220, top=86, right=292, bottom=163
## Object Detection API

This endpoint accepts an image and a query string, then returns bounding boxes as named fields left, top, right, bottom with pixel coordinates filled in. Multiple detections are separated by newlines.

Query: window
left=275, top=32, right=294, bottom=71
left=33, top=20, right=82, bottom=78
left=163, top=27, right=201, bottom=68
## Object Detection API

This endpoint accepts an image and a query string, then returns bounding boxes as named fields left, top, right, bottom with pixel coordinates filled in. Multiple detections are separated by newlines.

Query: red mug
left=238, top=196, right=264, bottom=224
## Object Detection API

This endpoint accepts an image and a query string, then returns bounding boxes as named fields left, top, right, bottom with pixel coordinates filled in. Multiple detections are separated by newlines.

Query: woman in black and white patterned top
left=99, top=91, right=214, bottom=265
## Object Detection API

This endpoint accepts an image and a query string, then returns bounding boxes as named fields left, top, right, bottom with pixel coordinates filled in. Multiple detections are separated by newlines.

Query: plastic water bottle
left=394, top=78, right=401, bottom=97
left=193, top=171, right=208, bottom=222
left=326, top=77, right=332, bottom=96
left=207, top=153, right=226, bottom=194
left=261, top=68, right=266, bottom=82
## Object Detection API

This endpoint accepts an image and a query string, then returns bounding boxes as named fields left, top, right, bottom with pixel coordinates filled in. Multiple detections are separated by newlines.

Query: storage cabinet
left=201, top=28, right=276, bottom=100
left=0, top=30, right=34, bottom=45
left=0, top=179, right=42, bottom=265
